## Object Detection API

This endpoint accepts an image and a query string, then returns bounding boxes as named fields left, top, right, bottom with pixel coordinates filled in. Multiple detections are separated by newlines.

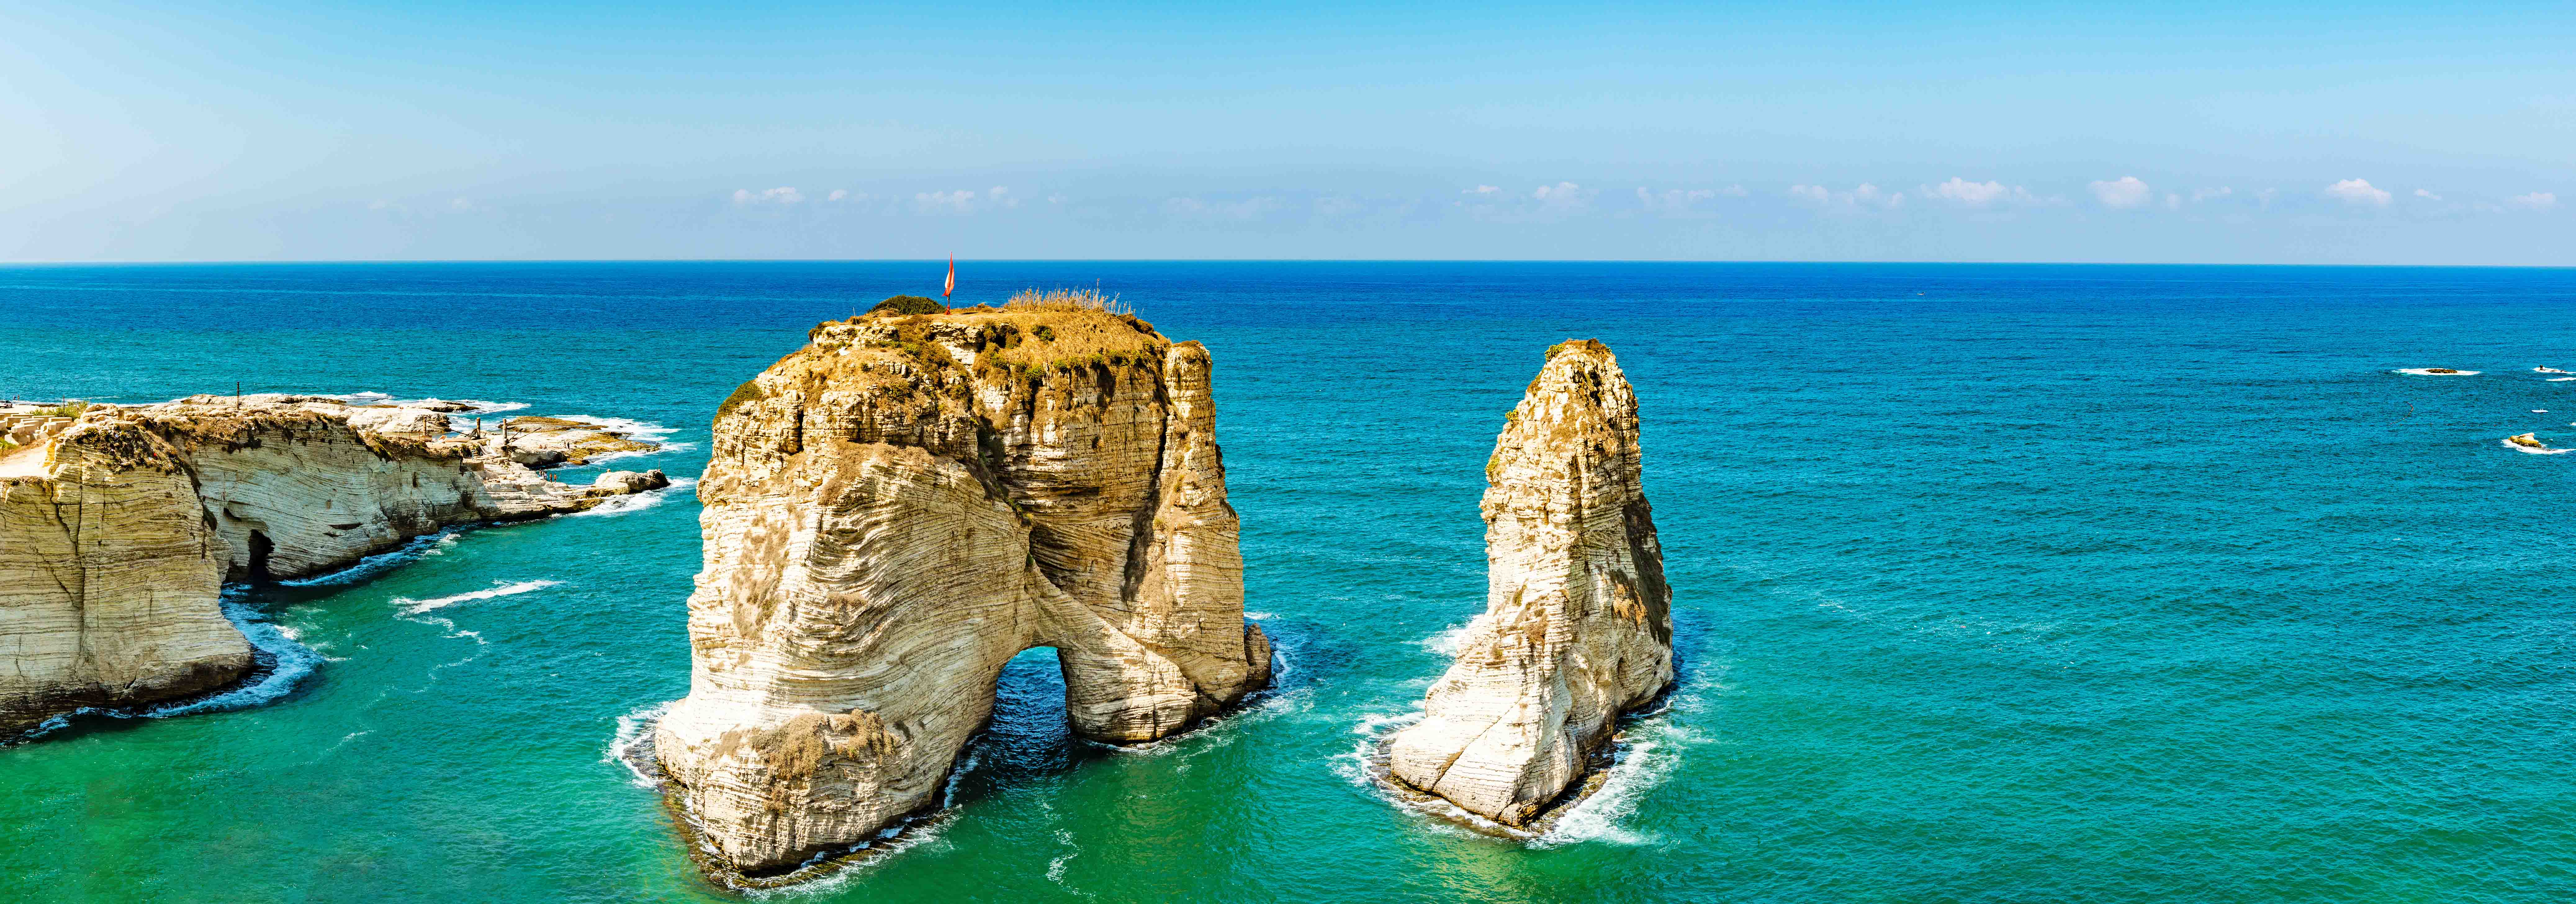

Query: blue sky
left=4, top=1, right=2570, bottom=263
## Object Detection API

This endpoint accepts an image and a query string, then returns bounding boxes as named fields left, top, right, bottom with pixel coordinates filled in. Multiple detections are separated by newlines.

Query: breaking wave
left=606, top=700, right=674, bottom=788
left=280, top=533, right=458, bottom=587
left=6, top=592, right=325, bottom=744
left=392, top=579, right=561, bottom=615
left=1340, top=659, right=1716, bottom=848
left=1419, top=619, right=1479, bottom=657
left=571, top=477, right=696, bottom=517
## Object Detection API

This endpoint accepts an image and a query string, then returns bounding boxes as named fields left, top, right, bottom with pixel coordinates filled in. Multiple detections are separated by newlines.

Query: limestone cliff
left=0, top=418, right=248, bottom=734
left=654, top=304, right=1271, bottom=875
left=1385, top=339, right=1672, bottom=827
left=0, top=396, right=671, bottom=736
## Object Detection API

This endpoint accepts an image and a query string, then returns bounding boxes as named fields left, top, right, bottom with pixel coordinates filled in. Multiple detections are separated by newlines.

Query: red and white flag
left=943, top=257, right=955, bottom=301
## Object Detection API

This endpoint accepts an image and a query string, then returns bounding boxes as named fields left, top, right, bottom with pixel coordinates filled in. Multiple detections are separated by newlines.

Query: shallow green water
left=5, top=262, right=2574, bottom=902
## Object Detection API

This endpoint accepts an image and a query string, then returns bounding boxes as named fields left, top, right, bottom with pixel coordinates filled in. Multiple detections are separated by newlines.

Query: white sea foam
left=555, top=414, right=679, bottom=440
left=2393, top=368, right=2479, bottom=376
left=2537, top=410, right=2551, bottom=414
left=10, top=594, right=330, bottom=742
left=280, top=532, right=458, bottom=587
left=606, top=700, right=675, bottom=787
left=1044, top=829, right=1096, bottom=897
left=1342, top=656, right=1721, bottom=848
left=571, top=477, right=696, bottom=517
left=151, top=598, right=328, bottom=718
left=392, top=579, right=561, bottom=614
left=1419, top=618, right=1480, bottom=657
left=2538, top=367, right=2569, bottom=373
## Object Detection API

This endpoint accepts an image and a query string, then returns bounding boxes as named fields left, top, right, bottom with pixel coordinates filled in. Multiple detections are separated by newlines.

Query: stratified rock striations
left=0, top=418, right=248, bottom=734
left=0, top=396, right=671, bottom=736
left=654, top=304, right=1271, bottom=875
left=1385, top=339, right=1672, bottom=827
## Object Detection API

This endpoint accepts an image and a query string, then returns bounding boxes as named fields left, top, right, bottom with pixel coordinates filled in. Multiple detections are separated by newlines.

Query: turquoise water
left=5, top=262, right=2574, bottom=902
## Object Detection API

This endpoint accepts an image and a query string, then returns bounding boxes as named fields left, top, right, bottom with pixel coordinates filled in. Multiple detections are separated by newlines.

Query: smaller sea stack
left=1385, top=339, right=1673, bottom=827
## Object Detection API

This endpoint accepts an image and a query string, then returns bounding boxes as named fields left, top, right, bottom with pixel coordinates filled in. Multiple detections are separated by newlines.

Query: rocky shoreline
left=0, top=393, right=675, bottom=739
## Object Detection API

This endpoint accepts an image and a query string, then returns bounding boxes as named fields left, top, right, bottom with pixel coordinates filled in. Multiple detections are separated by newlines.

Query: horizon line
left=2, top=258, right=2571, bottom=270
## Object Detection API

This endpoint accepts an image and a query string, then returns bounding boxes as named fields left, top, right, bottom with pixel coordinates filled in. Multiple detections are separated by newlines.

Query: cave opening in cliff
left=246, top=530, right=275, bottom=582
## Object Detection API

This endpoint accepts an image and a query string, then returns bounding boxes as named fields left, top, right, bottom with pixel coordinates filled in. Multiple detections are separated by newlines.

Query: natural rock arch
left=654, top=308, right=1272, bottom=875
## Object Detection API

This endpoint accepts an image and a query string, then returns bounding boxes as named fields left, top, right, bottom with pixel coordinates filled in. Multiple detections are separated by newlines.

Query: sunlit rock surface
left=654, top=304, right=1271, bottom=874
left=0, top=396, right=669, bottom=736
left=1385, top=339, right=1673, bottom=826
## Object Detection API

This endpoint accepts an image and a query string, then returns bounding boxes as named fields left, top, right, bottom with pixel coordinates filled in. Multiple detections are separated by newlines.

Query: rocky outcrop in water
left=654, top=304, right=1271, bottom=875
left=1384, top=339, right=1672, bottom=827
left=0, top=396, right=671, bottom=737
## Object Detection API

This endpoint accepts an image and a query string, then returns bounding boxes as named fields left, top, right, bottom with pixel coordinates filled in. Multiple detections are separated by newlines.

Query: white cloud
left=2088, top=176, right=2152, bottom=209
left=1925, top=177, right=2039, bottom=207
left=732, top=187, right=803, bottom=205
left=1721, top=184, right=1748, bottom=197
left=2165, top=193, right=2181, bottom=210
left=1637, top=186, right=1718, bottom=213
left=2323, top=179, right=2390, bottom=206
left=1465, top=185, right=1500, bottom=195
left=915, top=189, right=976, bottom=212
left=1047, top=193, right=1066, bottom=204
left=2413, top=188, right=2442, bottom=201
left=827, top=189, right=849, bottom=202
left=1791, top=183, right=1903, bottom=208
left=989, top=186, right=1020, bottom=208
left=1531, top=182, right=1591, bottom=208
left=2507, top=192, right=2558, bottom=210
left=2192, top=187, right=2232, bottom=202
left=1163, top=196, right=1285, bottom=221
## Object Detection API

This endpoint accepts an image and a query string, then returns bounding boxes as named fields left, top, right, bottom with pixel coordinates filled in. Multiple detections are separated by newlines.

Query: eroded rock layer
left=0, top=397, right=670, bottom=735
left=654, top=305, right=1271, bottom=874
left=1385, top=339, right=1673, bottom=827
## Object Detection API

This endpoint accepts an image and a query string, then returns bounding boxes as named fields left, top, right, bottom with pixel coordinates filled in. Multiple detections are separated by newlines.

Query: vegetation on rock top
left=868, top=295, right=946, bottom=316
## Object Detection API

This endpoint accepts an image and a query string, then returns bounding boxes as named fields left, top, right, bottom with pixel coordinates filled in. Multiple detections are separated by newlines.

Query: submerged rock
left=2508, top=433, right=2548, bottom=450
left=1384, top=339, right=1673, bottom=827
left=654, top=306, right=1271, bottom=875
left=0, top=396, right=670, bottom=737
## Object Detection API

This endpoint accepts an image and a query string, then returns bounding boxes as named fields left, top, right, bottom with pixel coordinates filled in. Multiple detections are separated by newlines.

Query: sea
left=3, top=261, right=2573, bottom=903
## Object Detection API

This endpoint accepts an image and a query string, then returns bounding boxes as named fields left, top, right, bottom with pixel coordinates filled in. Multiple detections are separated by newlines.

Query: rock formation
left=1384, top=339, right=1672, bottom=827
left=654, top=303, right=1271, bottom=875
left=0, top=395, right=671, bottom=737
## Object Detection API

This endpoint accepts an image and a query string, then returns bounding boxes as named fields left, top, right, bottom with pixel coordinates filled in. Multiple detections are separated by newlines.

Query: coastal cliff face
left=136, top=399, right=495, bottom=581
left=0, top=419, right=248, bottom=735
left=654, top=305, right=1271, bottom=875
left=1385, top=339, right=1672, bottom=827
left=0, top=397, right=670, bottom=737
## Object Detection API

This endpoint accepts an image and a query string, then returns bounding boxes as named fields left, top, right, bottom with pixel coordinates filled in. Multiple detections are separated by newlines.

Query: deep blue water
left=3, top=262, right=2574, bottom=902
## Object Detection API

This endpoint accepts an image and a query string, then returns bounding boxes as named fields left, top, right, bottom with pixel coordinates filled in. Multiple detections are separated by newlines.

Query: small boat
left=2537, top=367, right=2569, bottom=373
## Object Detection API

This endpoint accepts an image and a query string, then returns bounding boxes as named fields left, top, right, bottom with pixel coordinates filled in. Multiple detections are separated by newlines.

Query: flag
left=943, top=257, right=955, bottom=301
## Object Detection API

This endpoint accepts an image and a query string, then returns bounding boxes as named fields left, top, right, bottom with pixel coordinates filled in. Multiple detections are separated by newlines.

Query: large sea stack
left=0, top=396, right=669, bottom=737
left=1385, top=339, right=1673, bottom=827
left=652, top=301, right=1272, bottom=875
